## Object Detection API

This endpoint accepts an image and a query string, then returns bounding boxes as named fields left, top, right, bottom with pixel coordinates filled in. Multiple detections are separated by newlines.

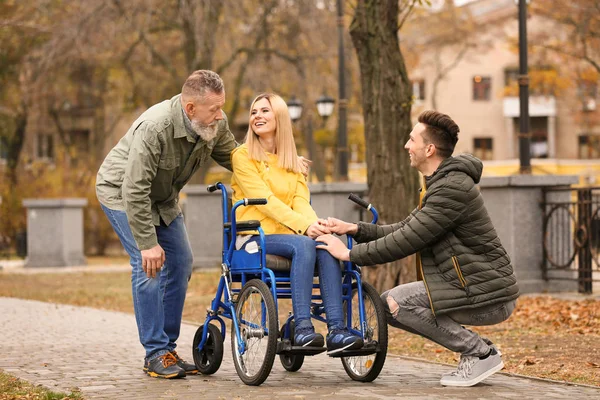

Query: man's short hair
left=182, top=70, right=224, bottom=99
left=418, top=110, right=460, bottom=158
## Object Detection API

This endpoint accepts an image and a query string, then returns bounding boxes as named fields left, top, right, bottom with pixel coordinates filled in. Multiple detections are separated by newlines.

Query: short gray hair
left=182, top=70, right=224, bottom=98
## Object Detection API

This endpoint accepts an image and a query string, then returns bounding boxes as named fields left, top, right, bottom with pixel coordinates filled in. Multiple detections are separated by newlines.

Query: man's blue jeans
left=101, top=204, right=193, bottom=361
left=246, top=234, right=344, bottom=331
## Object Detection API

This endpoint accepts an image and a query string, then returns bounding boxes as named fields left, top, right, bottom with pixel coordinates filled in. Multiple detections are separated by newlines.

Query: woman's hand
left=316, top=234, right=350, bottom=261
left=324, top=217, right=358, bottom=235
left=305, top=220, right=330, bottom=238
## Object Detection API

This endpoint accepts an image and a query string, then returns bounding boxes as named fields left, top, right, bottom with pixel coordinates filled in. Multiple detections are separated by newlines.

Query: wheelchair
left=192, top=182, right=388, bottom=386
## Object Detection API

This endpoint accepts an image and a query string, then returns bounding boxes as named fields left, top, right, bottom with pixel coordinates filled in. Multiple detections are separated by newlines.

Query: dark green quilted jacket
left=349, top=154, right=519, bottom=316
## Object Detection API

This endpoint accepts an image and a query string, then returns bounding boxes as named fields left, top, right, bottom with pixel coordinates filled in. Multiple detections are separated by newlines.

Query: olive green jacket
left=96, top=94, right=237, bottom=250
left=349, top=154, right=519, bottom=316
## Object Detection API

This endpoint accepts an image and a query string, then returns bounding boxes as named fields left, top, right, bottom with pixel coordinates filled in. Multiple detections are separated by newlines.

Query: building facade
left=407, top=0, right=600, bottom=182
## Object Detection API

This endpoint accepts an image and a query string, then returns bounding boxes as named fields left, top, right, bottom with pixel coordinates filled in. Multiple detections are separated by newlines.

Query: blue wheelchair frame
left=195, top=181, right=380, bottom=366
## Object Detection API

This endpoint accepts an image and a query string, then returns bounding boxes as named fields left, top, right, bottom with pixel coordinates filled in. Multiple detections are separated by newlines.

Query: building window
left=578, top=80, right=598, bottom=112
left=69, top=129, right=90, bottom=156
left=473, top=138, right=493, bottom=160
left=473, top=76, right=491, bottom=101
left=579, top=135, right=600, bottom=159
left=412, top=79, right=425, bottom=101
left=0, top=137, right=8, bottom=162
left=504, top=68, right=519, bottom=87
left=37, top=133, right=54, bottom=160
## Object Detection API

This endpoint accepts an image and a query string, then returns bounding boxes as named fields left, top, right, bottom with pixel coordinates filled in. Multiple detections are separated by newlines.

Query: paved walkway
left=1, top=297, right=599, bottom=399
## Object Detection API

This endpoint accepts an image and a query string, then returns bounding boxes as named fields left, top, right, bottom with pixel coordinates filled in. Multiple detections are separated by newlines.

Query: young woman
left=230, top=93, right=363, bottom=354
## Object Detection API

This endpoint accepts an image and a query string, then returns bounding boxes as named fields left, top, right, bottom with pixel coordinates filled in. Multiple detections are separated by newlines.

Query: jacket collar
left=425, top=154, right=483, bottom=186
left=170, top=94, right=194, bottom=141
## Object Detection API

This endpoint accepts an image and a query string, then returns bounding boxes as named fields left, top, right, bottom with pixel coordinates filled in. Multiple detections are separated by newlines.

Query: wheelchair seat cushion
left=266, top=254, right=292, bottom=271
left=225, top=220, right=261, bottom=231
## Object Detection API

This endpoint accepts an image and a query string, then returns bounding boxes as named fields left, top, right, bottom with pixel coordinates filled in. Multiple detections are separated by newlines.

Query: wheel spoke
left=233, top=281, right=275, bottom=383
left=341, top=283, right=387, bottom=382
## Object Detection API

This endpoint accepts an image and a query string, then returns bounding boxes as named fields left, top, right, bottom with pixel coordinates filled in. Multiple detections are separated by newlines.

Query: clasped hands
left=306, top=217, right=358, bottom=262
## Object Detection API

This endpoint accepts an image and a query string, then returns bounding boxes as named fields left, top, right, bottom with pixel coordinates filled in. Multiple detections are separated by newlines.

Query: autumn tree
left=532, top=0, right=600, bottom=74
left=349, top=0, right=422, bottom=291
left=403, top=1, right=496, bottom=110
left=0, top=1, right=53, bottom=185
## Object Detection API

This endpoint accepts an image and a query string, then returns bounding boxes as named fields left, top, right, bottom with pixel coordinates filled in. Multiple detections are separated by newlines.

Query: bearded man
left=96, top=70, right=236, bottom=379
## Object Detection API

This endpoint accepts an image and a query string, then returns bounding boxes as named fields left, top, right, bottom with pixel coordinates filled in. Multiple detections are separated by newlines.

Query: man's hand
left=316, top=234, right=350, bottom=261
left=298, top=156, right=312, bottom=178
left=141, top=244, right=166, bottom=278
left=325, top=217, right=358, bottom=236
left=305, top=220, right=330, bottom=239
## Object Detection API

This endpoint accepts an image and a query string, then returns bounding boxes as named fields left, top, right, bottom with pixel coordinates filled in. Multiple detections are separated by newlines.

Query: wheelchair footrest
left=277, top=340, right=327, bottom=356
left=327, top=342, right=381, bottom=358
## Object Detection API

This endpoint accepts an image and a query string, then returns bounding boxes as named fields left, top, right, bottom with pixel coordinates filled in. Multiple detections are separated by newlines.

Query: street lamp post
left=517, top=0, right=531, bottom=173
left=288, top=95, right=335, bottom=182
left=336, top=0, right=349, bottom=181
left=316, top=94, right=335, bottom=125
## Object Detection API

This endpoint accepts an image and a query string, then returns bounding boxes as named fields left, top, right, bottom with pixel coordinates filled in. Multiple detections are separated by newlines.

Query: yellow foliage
left=0, top=150, right=116, bottom=256
left=313, top=128, right=335, bottom=147
left=503, top=67, right=571, bottom=97
left=580, top=68, right=599, bottom=83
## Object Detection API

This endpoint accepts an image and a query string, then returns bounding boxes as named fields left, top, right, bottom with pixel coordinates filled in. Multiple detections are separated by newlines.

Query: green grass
left=0, top=371, right=82, bottom=400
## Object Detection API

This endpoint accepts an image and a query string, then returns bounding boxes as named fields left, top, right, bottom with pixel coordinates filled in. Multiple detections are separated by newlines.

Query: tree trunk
left=6, top=106, right=28, bottom=186
left=349, top=0, right=419, bottom=293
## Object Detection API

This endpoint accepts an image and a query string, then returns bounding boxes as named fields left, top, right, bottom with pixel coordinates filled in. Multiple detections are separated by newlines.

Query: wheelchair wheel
left=192, top=323, right=224, bottom=375
left=279, top=320, right=305, bottom=372
left=341, top=281, right=388, bottom=382
left=231, top=279, right=278, bottom=386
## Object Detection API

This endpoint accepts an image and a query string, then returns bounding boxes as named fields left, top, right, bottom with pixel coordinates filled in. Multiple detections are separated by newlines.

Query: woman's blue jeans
left=246, top=234, right=344, bottom=331
left=101, top=204, right=193, bottom=361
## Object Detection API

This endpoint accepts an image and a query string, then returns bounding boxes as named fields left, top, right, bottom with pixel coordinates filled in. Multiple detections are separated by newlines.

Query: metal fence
left=542, top=186, right=600, bottom=293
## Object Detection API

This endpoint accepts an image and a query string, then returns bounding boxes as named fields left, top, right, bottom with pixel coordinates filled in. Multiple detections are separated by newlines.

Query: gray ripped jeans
left=381, top=281, right=516, bottom=357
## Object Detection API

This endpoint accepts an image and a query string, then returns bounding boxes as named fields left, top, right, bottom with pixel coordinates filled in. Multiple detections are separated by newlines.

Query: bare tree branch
left=0, top=20, right=51, bottom=32
left=398, top=0, right=418, bottom=31
left=112, top=0, right=180, bottom=83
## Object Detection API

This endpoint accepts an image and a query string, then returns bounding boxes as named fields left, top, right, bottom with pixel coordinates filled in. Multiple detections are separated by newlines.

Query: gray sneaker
left=441, top=344, right=501, bottom=378
left=440, top=349, right=503, bottom=387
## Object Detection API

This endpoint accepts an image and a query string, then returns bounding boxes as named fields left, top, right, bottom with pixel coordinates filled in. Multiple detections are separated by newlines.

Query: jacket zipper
left=418, top=259, right=436, bottom=319
left=417, top=179, right=436, bottom=318
left=452, top=255, right=470, bottom=296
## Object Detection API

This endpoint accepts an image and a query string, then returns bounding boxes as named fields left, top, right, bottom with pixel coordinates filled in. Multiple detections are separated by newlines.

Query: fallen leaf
left=570, top=313, right=579, bottom=321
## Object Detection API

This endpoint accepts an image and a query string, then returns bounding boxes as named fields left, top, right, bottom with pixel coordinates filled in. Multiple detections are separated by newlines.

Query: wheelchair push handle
left=348, top=193, right=371, bottom=210
left=245, top=198, right=267, bottom=205
left=207, top=182, right=224, bottom=193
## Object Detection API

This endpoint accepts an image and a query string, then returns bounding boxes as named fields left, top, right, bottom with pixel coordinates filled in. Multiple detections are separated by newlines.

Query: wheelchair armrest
left=224, top=220, right=261, bottom=231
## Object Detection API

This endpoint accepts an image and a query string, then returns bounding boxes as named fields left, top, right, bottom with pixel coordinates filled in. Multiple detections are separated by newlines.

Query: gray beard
left=191, top=120, right=219, bottom=142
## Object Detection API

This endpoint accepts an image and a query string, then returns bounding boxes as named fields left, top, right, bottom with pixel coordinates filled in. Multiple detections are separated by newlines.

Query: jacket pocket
left=158, top=156, right=178, bottom=170
left=452, top=255, right=470, bottom=295
left=153, top=156, right=179, bottom=197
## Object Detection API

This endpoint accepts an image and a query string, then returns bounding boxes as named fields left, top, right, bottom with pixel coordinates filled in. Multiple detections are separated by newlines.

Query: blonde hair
left=245, top=93, right=300, bottom=173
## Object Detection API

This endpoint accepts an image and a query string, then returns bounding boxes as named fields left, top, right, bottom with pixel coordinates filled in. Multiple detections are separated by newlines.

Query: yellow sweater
left=230, top=144, right=317, bottom=235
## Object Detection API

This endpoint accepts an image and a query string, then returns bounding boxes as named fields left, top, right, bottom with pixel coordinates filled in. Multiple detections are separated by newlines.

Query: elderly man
left=96, top=70, right=236, bottom=379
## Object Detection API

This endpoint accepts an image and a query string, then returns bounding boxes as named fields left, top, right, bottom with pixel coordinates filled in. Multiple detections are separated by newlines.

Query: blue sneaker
left=326, top=328, right=364, bottom=355
left=294, top=326, right=325, bottom=347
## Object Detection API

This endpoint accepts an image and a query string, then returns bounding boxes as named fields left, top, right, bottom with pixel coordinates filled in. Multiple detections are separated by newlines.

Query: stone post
left=22, top=198, right=88, bottom=268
